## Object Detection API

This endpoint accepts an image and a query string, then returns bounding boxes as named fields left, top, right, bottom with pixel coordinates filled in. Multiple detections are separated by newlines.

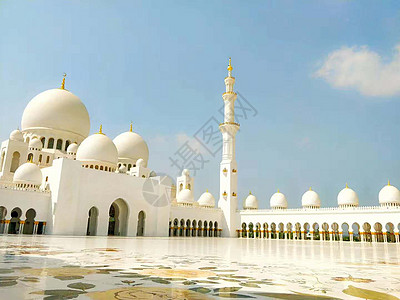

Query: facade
left=0, top=62, right=399, bottom=243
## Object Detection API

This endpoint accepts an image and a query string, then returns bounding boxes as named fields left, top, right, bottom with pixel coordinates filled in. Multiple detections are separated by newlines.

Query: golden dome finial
left=345, top=182, right=348, bottom=189
left=98, top=124, right=104, bottom=135
left=277, top=188, right=280, bottom=193
left=249, top=191, right=252, bottom=195
left=309, top=186, right=312, bottom=191
left=129, top=122, right=133, bottom=132
left=61, top=73, right=66, bottom=90
left=227, top=57, right=233, bottom=74
left=28, top=156, right=33, bottom=163
left=206, top=188, right=209, bottom=192
left=388, top=179, right=391, bottom=186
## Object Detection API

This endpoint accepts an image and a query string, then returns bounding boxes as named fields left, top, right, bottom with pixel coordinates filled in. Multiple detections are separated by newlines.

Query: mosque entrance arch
left=8, top=207, right=22, bottom=234
left=23, top=209, right=36, bottom=234
left=86, top=207, right=98, bottom=236
left=137, top=211, right=145, bottom=236
left=108, top=199, right=129, bottom=236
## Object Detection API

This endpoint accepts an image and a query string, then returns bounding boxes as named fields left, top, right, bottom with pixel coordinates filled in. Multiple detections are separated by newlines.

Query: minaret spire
left=227, top=57, right=233, bottom=77
left=60, top=73, right=66, bottom=90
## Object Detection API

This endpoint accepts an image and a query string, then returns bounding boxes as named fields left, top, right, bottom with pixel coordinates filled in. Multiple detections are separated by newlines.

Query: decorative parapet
left=238, top=205, right=400, bottom=213
left=0, top=182, right=50, bottom=194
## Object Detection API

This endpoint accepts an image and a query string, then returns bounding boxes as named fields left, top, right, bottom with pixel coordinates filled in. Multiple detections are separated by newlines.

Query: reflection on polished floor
left=0, top=235, right=399, bottom=299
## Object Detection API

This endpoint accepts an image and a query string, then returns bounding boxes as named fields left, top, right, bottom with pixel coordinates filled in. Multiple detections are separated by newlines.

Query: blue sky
left=1, top=0, right=400, bottom=208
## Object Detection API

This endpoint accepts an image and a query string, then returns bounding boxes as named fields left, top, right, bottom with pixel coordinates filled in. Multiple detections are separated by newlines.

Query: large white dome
left=13, top=162, right=42, bottom=186
left=337, top=184, right=359, bottom=207
left=76, top=131, right=118, bottom=166
left=198, top=191, right=215, bottom=207
left=301, top=188, right=321, bottom=208
left=244, top=192, right=258, bottom=209
left=21, top=88, right=90, bottom=138
left=113, top=130, right=149, bottom=167
left=270, top=191, right=288, bottom=209
left=379, top=182, right=400, bottom=206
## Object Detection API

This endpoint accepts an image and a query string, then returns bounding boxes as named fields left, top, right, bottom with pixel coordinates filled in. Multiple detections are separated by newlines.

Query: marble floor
left=0, top=236, right=399, bottom=299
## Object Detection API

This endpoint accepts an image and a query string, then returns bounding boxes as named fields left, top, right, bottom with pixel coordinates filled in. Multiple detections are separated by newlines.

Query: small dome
left=198, top=191, right=215, bottom=207
left=177, top=188, right=194, bottom=204
left=113, top=130, right=149, bottom=167
left=270, top=191, right=288, bottom=209
left=379, top=182, right=400, bottom=206
left=67, top=143, right=78, bottom=154
left=21, top=88, right=90, bottom=138
left=9, top=129, right=23, bottom=142
left=13, top=162, right=42, bottom=186
left=76, top=131, right=118, bottom=166
left=301, top=189, right=321, bottom=208
left=29, top=137, right=42, bottom=150
left=182, top=169, right=190, bottom=176
left=244, top=192, right=258, bottom=209
left=337, top=184, right=359, bottom=207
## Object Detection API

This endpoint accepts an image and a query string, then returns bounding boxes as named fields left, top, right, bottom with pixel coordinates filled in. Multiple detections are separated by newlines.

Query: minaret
left=218, top=58, right=240, bottom=237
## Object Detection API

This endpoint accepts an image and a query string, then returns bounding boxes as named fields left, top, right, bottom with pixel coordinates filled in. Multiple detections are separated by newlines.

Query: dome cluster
left=242, top=183, right=400, bottom=210
left=76, top=125, right=149, bottom=173
left=17, top=83, right=150, bottom=174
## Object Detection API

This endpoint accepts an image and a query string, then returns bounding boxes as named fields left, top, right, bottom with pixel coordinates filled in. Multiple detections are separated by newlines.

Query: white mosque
left=0, top=60, right=399, bottom=243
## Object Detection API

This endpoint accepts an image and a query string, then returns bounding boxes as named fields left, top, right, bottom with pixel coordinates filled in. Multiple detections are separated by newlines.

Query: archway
left=304, top=223, right=310, bottom=240
left=295, top=222, right=301, bottom=240
left=197, top=220, right=202, bottom=237
left=248, top=222, right=254, bottom=238
left=363, top=222, right=372, bottom=242
left=179, top=219, right=184, bottom=236
left=203, top=221, right=208, bottom=237
left=287, top=223, right=293, bottom=240
left=271, top=223, right=277, bottom=239
left=386, top=223, right=395, bottom=243
left=241, top=222, right=247, bottom=238
left=23, top=209, right=36, bottom=234
left=313, top=223, right=320, bottom=240
left=86, top=207, right=98, bottom=236
left=374, top=223, right=383, bottom=242
left=108, top=199, right=128, bottom=236
left=185, top=219, right=191, bottom=237
left=48, top=138, right=54, bottom=149
left=8, top=207, right=22, bottom=234
left=332, top=222, right=339, bottom=241
left=278, top=223, right=284, bottom=239
left=263, top=223, right=268, bottom=238
left=173, top=218, right=178, bottom=236
left=322, top=223, right=329, bottom=240
left=255, top=223, right=261, bottom=238
left=169, top=220, right=172, bottom=237
left=352, top=223, right=360, bottom=242
left=214, top=221, right=218, bottom=237
left=10, top=152, right=20, bottom=172
left=137, top=211, right=145, bottom=236
left=209, top=221, right=213, bottom=237
left=0, top=206, right=7, bottom=234
left=192, top=220, right=196, bottom=236
left=342, top=223, right=350, bottom=241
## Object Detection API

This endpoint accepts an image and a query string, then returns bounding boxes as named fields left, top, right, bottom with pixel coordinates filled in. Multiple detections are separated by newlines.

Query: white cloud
left=315, top=44, right=400, bottom=97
